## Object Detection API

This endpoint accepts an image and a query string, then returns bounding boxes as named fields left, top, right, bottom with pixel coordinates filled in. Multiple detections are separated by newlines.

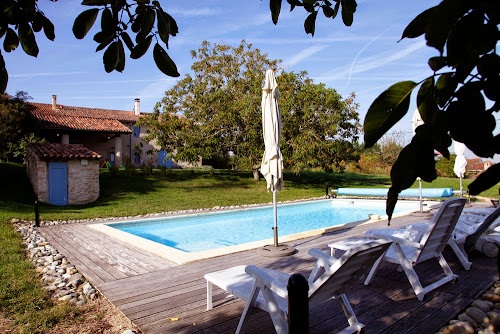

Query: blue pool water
left=109, top=199, right=418, bottom=253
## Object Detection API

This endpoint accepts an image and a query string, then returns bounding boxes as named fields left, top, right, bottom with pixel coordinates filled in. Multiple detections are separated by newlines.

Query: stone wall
left=26, top=148, right=48, bottom=203
left=67, top=160, right=99, bottom=205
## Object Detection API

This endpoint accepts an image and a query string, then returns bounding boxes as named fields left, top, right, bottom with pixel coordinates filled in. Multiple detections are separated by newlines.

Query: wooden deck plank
left=36, top=207, right=498, bottom=334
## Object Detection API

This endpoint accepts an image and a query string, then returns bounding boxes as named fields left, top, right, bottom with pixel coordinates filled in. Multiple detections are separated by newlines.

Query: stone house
left=26, top=143, right=100, bottom=205
left=29, top=95, right=184, bottom=168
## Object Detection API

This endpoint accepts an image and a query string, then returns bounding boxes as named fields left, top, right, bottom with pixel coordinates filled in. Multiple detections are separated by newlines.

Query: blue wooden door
left=158, top=150, right=174, bottom=168
left=49, top=162, right=68, bottom=206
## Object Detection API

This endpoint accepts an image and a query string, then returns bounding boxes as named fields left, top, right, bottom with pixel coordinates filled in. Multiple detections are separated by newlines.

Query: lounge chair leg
left=207, top=281, right=213, bottom=310
left=392, top=244, right=425, bottom=301
left=236, top=282, right=260, bottom=334
left=339, top=293, right=364, bottom=332
left=449, top=240, right=472, bottom=270
left=364, top=251, right=384, bottom=285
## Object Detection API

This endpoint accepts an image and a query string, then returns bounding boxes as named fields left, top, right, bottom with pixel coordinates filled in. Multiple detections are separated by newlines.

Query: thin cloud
left=49, top=78, right=178, bottom=86
left=284, top=45, right=327, bottom=67
left=167, top=8, right=224, bottom=17
left=10, top=71, right=86, bottom=78
left=320, top=39, right=427, bottom=81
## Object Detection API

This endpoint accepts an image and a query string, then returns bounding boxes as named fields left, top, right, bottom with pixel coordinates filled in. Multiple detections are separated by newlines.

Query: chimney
left=134, top=98, right=140, bottom=115
left=52, top=95, right=57, bottom=110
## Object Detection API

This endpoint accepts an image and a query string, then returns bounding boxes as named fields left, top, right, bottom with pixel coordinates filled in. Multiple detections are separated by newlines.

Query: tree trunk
left=252, top=165, right=260, bottom=181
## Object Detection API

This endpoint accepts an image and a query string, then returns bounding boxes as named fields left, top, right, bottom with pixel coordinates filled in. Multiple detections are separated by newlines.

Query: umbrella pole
left=272, top=176, right=278, bottom=247
left=418, top=177, right=423, bottom=212
left=460, top=176, right=463, bottom=197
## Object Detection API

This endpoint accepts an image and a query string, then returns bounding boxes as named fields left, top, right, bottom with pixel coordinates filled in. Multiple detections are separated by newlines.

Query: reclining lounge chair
left=205, top=239, right=391, bottom=334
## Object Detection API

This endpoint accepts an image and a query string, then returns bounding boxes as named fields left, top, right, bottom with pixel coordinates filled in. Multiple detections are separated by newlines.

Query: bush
left=123, top=156, right=135, bottom=176
left=108, top=165, right=119, bottom=176
left=158, top=165, right=167, bottom=177
left=141, top=163, right=153, bottom=175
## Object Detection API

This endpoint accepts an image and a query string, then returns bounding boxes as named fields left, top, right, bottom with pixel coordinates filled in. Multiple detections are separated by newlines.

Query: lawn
left=1, top=162, right=498, bottom=222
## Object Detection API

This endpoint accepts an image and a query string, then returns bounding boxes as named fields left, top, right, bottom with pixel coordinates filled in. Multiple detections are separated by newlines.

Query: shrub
left=141, top=163, right=153, bottom=175
left=158, top=165, right=167, bottom=177
left=108, top=165, right=119, bottom=176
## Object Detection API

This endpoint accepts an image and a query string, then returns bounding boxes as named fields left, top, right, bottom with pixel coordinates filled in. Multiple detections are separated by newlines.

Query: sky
left=4, top=0, right=499, bottom=162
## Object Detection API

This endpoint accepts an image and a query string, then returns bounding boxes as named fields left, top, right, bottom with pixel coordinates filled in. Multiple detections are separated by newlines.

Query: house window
left=133, top=126, right=140, bottom=137
left=134, top=153, right=140, bottom=164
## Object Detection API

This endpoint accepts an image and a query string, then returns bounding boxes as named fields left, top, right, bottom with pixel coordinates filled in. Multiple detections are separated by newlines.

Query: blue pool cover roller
left=336, top=188, right=454, bottom=198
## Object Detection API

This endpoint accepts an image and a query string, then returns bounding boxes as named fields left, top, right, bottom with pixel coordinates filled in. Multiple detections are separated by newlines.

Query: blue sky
left=4, top=0, right=499, bottom=161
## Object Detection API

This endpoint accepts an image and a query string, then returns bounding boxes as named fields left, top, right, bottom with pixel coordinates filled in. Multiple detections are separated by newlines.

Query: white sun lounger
left=205, top=240, right=391, bottom=334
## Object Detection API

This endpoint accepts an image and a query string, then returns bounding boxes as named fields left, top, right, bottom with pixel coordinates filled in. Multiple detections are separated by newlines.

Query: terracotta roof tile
left=29, top=143, right=101, bottom=160
left=30, top=103, right=133, bottom=133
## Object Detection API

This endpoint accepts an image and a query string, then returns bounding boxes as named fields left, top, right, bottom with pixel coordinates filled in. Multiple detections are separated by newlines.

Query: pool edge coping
left=88, top=199, right=440, bottom=265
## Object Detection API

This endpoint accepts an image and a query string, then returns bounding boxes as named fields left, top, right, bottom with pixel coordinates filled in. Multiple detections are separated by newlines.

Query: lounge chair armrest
left=367, top=231, right=422, bottom=249
left=308, top=248, right=337, bottom=267
left=245, top=265, right=289, bottom=298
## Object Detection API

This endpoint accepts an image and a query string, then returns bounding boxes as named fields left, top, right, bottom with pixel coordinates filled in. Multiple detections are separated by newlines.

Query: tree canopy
left=139, top=40, right=360, bottom=177
left=0, top=91, right=43, bottom=162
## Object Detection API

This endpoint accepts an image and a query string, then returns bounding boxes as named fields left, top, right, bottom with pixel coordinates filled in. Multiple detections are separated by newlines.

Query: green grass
left=0, top=162, right=497, bottom=332
left=1, top=162, right=497, bottom=222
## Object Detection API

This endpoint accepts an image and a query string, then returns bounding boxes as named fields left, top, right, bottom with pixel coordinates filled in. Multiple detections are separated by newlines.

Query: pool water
left=108, top=199, right=419, bottom=253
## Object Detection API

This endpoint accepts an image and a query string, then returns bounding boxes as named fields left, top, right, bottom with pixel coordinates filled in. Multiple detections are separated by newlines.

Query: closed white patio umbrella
left=259, top=69, right=295, bottom=257
left=411, top=109, right=426, bottom=213
left=454, top=141, right=467, bottom=197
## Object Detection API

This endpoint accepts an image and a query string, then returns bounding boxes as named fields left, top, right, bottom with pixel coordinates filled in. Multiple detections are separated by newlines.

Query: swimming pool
left=90, top=198, right=431, bottom=264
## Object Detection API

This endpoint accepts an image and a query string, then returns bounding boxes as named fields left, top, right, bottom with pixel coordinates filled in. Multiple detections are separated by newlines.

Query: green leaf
left=73, top=8, right=99, bottom=39
left=165, top=12, right=178, bottom=37
left=32, top=12, right=43, bottom=32
left=3, top=28, right=19, bottom=53
left=304, top=11, right=318, bottom=36
left=416, top=76, right=436, bottom=124
left=322, top=5, right=335, bottom=18
left=153, top=43, right=179, bottom=77
left=0, top=53, right=7, bottom=93
left=95, top=34, right=114, bottom=52
left=103, top=41, right=119, bottom=72
left=341, top=2, right=354, bottom=26
left=401, top=6, right=435, bottom=40
left=140, top=7, right=155, bottom=37
left=428, top=56, right=446, bottom=72
left=41, top=15, right=55, bottom=41
left=468, top=164, right=500, bottom=196
left=0, top=26, right=6, bottom=39
left=130, top=35, right=152, bottom=59
left=18, top=23, right=39, bottom=57
left=115, top=39, right=125, bottom=72
left=341, top=0, right=357, bottom=14
left=477, top=54, right=500, bottom=79
left=101, top=8, right=114, bottom=33
left=435, top=73, right=457, bottom=107
left=363, top=81, right=417, bottom=147
left=332, top=2, right=340, bottom=19
left=156, top=8, right=170, bottom=45
left=120, top=31, right=134, bottom=51
left=270, top=0, right=282, bottom=24
left=82, top=0, right=109, bottom=5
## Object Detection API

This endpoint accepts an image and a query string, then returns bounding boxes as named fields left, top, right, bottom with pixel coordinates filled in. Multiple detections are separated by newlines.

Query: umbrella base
left=410, top=211, right=434, bottom=218
left=257, top=244, right=296, bottom=257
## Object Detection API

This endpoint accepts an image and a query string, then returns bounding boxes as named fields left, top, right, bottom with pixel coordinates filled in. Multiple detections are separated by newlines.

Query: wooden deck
left=39, top=211, right=498, bottom=334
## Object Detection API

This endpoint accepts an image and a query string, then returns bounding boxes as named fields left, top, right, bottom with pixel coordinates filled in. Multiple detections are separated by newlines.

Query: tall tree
left=0, top=91, right=41, bottom=162
left=278, top=71, right=360, bottom=172
left=140, top=41, right=360, bottom=178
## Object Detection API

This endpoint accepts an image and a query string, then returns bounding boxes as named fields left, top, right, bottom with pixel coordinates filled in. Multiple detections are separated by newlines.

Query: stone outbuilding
left=26, top=143, right=101, bottom=206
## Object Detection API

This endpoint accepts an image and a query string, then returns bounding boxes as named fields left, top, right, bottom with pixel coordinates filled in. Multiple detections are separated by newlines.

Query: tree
left=0, top=0, right=180, bottom=93
left=278, top=71, right=360, bottom=172
left=0, top=91, right=43, bottom=162
left=140, top=41, right=360, bottom=178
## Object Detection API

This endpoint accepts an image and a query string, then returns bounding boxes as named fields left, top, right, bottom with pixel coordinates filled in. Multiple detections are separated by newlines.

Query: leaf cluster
left=0, top=91, right=40, bottom=162
left=73, top=0, right=179, bottom=76
left=362, top=0, right=500, bottom=219
left=0, top=0, right=55, bottom=92
left=270, top=0, right=357, bottom=36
